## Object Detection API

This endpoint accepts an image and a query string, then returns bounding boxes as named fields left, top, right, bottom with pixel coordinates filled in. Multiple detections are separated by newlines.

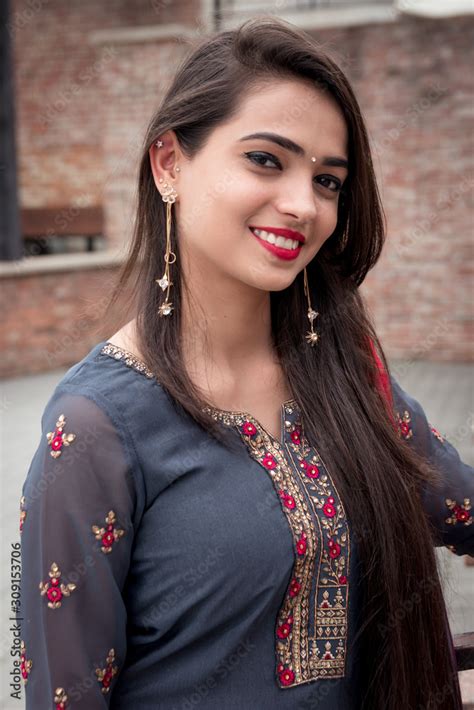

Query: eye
left=317, top=176, right=343, bottom=193
left=244, top=151, right=343, bottom=193
left=244, top=151, right=281, bottom=169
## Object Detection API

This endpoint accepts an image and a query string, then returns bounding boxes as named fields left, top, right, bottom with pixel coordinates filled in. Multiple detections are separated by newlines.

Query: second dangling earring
left=155, top=139, right=179, bottom=317
left=303, top=267, right=320, bottom=346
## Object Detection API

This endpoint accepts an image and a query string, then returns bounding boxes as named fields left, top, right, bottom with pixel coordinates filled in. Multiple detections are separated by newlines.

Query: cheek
left=321, top=199, right=341, bottom=232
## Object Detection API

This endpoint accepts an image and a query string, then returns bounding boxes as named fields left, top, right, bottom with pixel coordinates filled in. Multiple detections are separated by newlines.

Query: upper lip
left=249, top=226, right=306, bottom=244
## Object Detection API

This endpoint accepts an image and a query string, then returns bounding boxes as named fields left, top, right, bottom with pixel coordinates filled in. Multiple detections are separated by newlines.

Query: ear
left=148, top=129, right=181, bottom=194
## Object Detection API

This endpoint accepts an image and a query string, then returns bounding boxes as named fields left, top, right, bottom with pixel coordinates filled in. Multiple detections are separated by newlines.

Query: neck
left=179, top=265, right=276, bottom=385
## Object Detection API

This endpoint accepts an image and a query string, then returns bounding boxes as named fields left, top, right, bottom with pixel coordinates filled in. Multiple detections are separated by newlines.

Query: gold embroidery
left=19, top=496, right=26, bottom=534
left=100, top=343, right=155, bottom=379
left=96, top=648, right=118, bottom=693
left=46, top=414, right=76, bottom=458
left=92, top=511, right=125, bottom=553
left=39, top=562, right=76, bottom=609
left=396, top=410, right=413, bottom=440
left=445, top=498, right=472, bottom=526
left=203, top=400, right=350, bottom=688
left=54, top=687, right=68, bottom=708
left=429, top=424, right=445, bottom=443
left=20, top=640, right=32, bottom=684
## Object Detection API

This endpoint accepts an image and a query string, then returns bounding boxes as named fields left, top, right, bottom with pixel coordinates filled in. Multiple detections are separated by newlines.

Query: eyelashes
left=243, top=151, right=343, bottom=194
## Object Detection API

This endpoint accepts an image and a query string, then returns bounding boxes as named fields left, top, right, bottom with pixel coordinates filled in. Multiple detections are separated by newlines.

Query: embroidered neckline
left=100, top=342, right=299, bottom=436
left=204, top=398, right=298, bottom=418
left=100, top=342, right=156, bottom=379
left=202, top=400, right=300, bottom=447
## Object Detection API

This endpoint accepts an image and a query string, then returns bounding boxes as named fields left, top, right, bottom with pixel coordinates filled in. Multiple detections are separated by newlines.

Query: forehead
left=217, top=78, right=348, bottom=156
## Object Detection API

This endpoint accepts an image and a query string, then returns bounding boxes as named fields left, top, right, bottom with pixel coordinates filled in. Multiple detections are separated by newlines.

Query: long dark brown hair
left=107, top=16, right=461, bottom=709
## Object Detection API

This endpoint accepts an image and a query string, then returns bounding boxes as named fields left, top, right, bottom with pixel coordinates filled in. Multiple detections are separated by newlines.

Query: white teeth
left=252, top=228, right=299, bottom=251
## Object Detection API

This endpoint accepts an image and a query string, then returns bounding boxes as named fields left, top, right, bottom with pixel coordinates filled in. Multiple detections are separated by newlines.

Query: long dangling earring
left=154, top=140, right=179, bottom=317
left=303, top=267, right=319, bottom=346
left=304, top=155, right=320, bottom=346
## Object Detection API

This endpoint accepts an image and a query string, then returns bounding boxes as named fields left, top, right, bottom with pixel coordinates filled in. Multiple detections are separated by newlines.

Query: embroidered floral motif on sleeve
left=445, top=498, right=472, bottom=526
left=20, top=640, right=32, bottom=684
left=46, top=414, right=76, bottom=458
left=96, top=648, right=118, bottom=692
left=54, top=687, right=68, bottom=708
left=429, top=424, right=445, bottom=443
left=396, top=410, right=413, bottom=440
left=203, top=400, right=350, bottom=689
left=92, top=510, right=125, bottom=553
left=39, top=562, right=76, bottom=609
left=19, top=496, right=26, bottom=534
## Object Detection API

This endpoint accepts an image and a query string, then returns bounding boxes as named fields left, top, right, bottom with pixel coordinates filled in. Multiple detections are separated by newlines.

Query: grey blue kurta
left=18, top=341, right=474, bottom=708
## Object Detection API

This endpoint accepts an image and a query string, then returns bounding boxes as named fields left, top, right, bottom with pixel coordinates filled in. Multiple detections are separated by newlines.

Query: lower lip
left=249, top=228, right=303, bottom=261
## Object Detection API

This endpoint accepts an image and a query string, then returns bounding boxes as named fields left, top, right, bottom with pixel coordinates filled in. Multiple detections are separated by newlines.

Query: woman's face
left=151, top=78, right=349, bottom=294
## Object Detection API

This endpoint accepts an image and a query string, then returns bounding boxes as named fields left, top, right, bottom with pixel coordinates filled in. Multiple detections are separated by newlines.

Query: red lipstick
left=248, top=227, right=303, bottom=262
left=249, top=226, right=306, bottom=243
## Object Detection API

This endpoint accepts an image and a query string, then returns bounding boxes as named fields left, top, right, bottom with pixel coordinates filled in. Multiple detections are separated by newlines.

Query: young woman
left=19, top=16, right=473, bottom=710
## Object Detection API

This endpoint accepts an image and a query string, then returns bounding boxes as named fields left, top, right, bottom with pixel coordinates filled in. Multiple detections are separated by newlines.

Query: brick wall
left=10, top=0, right=197, bottom=210
left=3, top=2, right=472, bottom=376
left=0, top=265, right=126, bottom=377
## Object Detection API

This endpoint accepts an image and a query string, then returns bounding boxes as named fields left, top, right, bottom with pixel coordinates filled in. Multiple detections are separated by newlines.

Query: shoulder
left=48, top=339, right=170, bottom=426
left=39, top=340, right=191, bottom=484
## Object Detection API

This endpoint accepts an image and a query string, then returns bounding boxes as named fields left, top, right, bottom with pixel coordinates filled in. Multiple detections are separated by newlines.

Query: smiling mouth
left=248, top=227, right=302, bottom=262
left=249, top=227, right=301, bottom=251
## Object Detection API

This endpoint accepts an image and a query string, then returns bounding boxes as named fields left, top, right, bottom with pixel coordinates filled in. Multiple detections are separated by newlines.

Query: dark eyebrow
left=238, top=132, right=348, bottom=170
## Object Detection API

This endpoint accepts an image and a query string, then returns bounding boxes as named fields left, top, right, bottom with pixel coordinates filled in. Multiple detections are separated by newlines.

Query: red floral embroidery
left=262, top=453, right=277, bottom=470
left=339, top=574, right=347, bottom=584
left=290, top=428, right=301, bottom=444
left=54, top=687, right=68, bottom=708
left=19, top=496, right=26, bottom=534
left=328, top=539, right=341, bottom=558
left=242, top=421, right=257, bottom=436
left=95, top=648, right=118, bottom=693
left=278, top=490, right=296, bottom=509
left=46, top=414, right=76, bottom=459
left=296, top=532, right=307, bottom=555
left=277, top=614, right=294, bottom=639
left=278, top=666, right=295, bottom=686
left=396, top=410, right=413, bottom=440
left=429, top=424, right=445, bottom=443
left=20, top=641, right=32, bottom=684
left=39, top=562, right=76, bottom=609
left=445, top=498, right=472, bottom=526
left=323, top=497, right=336, bottom=518
left=299, top=457, right=320, bottom=478
left=289, top=578, right=301, bottom=597
left=92, top=511, right=125, bottom=553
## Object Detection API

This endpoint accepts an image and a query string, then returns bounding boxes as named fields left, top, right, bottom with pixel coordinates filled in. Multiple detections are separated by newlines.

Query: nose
left=275, top=178, right=318, bottom=225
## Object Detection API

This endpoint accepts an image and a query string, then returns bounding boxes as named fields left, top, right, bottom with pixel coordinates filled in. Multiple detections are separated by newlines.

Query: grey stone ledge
left=89, top=23, right=204, bottom=46
left=0, top=250, right=126, bottom=278
left=219, top=5, right=398, bottom=31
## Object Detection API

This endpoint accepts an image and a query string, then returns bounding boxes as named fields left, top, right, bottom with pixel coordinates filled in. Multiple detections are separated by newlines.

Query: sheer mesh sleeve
left=19, top=388, right=140, bottom=708
left=390, top=375, right=474, bottom=557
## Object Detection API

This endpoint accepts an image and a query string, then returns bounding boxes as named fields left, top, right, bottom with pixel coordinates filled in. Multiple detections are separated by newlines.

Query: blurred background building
left=0, top=0, right=472, bottom=376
